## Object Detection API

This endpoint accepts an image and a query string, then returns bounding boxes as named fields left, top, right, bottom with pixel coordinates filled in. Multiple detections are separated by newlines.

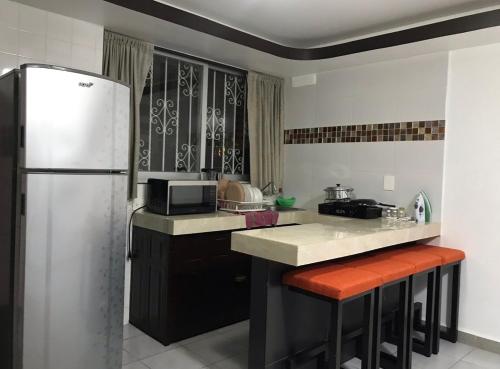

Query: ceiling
left=153, top=0, right=499, bottom=47
left=14, top=0, right=500, bottom=77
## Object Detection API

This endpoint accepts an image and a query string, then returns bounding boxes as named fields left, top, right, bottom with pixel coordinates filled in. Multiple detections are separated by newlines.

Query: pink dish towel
left=245, top=210, right=279, bottom=229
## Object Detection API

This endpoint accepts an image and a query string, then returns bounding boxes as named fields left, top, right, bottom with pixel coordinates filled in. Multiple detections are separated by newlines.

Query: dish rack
left=218, top=199, right=266, bottom=213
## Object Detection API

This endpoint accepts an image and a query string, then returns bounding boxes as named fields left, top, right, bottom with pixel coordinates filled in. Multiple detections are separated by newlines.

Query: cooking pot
left=324, top=184, right=354, bottom=202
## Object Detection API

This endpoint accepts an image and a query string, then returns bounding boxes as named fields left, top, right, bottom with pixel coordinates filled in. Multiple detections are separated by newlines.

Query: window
left=138, top=51, right=249, bottom=177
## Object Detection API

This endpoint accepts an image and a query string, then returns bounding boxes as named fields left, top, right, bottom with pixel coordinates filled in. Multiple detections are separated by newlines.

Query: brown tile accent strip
left=284, top=120, right=445, bottom=145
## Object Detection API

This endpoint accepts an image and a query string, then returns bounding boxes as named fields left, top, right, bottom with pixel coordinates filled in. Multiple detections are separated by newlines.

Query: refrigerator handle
left=20, top=193, right=26, bottom=216
left=20, top=126, right=25, bottom=148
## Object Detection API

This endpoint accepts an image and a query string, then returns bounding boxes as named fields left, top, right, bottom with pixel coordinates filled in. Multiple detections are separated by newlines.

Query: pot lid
left=324, top=184, right=353, bottom=192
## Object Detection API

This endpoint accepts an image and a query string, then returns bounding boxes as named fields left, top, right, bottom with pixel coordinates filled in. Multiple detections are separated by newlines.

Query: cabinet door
left=129, top=228, right=169, bottom=344
left=168, top=231, right=250, bottom=341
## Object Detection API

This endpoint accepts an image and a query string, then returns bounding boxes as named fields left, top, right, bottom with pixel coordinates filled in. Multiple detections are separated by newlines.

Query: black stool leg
left=372, top=288, right=382, bottom=369
left=362, top=292, right=374, bottom=369
left=441, top=263, right=461, bottom=343
left=424, top=270, right=436, bottom=356
left=396, top=279, right=409, bottom=369
left=406, top=276, right=414, bottom=369
left=329, top=300, right=343, bottom=369
left=432, top=266, right=442, bottom=354
left=412, top=270, right=435, bottom=358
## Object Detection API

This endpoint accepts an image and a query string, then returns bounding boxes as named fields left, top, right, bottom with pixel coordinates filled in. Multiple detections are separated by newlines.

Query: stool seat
left=375, top=250, right=441, bottom=273
left=343, top=257, right=416, bottom=284
left=411, top=245, right=465, bottom=265
left=283, top=263, right=383, bottom=300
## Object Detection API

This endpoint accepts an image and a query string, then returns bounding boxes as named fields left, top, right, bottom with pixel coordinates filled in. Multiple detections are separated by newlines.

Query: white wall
left=0, top=0, right=103, bottom=76
left=284, top=53, right=449, bottom=218
left=441, top=43, right=500, bottom=342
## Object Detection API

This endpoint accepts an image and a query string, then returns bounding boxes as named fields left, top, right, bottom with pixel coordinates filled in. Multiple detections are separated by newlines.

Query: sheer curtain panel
left=103, top=30, right=153, bottom=198
left=247, top=71, right=284, bottom=190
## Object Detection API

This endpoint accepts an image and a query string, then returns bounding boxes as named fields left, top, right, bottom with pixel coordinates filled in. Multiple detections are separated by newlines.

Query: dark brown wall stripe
left=285, top=121, right=446, bottom=144
left=105, top=1, right=500, bottom=61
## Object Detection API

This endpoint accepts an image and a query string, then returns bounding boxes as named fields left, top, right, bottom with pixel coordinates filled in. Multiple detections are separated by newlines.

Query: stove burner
left=318, top=201, right=383, bottom=219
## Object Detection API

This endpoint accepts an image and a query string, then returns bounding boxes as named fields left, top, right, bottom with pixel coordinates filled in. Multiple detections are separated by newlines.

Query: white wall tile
left=71, top=43, right=97, bottom=73
left=47, top=12, right=73, bottom=42
left=95, top=44, right=103, bottom=74
left=0, top=0, right=18, bottom=29
left=0, top=24, right=18, bottom=54
left=394, top=141, right=444, bottom=177
left=286, top=52, right=449, bottom=128
left=0, top=1, right=103, bottom=75
left=18, top=56, right=43, bottom=66
left=350, top=142, right=395, bottom=173
left=350, top=170, right=395, bottom=204
left=283, top=145, right=315, bottom=207
left=18, top=3, right=47, bottom=34
left=72, top=19, right=98, bottom=48
left=18, top=30, right=45, bottom=59
left=285, top=82, right=317, bottom=129
left=315, top=69, right=355, bottom=125
left=308, top=143, right=352, bottom=207
left=0, top=51, right=18, bottom=75
left=46, top=38, right=72, bottom=67
left=284, top=52, right=447, bottom=216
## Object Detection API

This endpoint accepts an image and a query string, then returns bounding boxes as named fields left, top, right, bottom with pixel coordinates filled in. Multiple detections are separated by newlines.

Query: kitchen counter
left=133, top=210, right=440, bottom=261
left=237, top=215, right=441, bottom=369
left=132, top=208, right=312, bottom=235
left=232, top=218, right=440, bottom=266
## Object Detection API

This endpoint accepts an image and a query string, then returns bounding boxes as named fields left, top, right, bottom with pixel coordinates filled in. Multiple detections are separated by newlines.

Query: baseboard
left=456, top=329, right=500, bottom=354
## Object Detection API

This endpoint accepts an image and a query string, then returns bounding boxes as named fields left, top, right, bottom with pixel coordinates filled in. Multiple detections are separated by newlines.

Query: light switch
left=384, top=175, right=395, bottom=191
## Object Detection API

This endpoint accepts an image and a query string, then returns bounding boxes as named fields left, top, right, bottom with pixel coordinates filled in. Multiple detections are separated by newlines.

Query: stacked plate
left=224, top=181, right=263, bottom=203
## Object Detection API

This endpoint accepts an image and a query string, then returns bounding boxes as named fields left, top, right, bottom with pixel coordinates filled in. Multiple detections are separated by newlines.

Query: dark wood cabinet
left=129, top=227, right=251, bottom=345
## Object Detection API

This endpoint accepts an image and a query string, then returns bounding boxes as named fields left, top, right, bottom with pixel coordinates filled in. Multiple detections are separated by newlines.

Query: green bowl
left=276, top=196, right=296, bottom=208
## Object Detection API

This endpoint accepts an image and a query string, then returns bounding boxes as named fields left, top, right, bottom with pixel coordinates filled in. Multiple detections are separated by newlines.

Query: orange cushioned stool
left=343, top=257, right=416, bottom=369
left=411, top=245, right=465, bottom=354
left=283, top=263, right=383, bottom=369
left=374, top=248, right=442, bottom=364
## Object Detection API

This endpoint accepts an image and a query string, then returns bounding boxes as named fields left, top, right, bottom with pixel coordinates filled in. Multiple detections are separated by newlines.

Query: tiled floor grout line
left=179, top=338, right=248, bottom=367
left=123, top=324, right=498, bottom=369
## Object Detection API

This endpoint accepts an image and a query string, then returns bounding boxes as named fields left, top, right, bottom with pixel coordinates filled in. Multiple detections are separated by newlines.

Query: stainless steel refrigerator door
left=22, top=66, right=130, bottom=170
left=21, top=173, right=127, bottom=369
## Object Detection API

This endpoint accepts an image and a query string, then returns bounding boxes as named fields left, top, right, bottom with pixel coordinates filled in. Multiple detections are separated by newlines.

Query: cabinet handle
left=234, top=275, right=247, bottom=283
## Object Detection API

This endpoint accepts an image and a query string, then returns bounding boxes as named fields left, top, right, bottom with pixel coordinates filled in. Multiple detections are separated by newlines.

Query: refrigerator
left=0, top=64, right=130, bottom=369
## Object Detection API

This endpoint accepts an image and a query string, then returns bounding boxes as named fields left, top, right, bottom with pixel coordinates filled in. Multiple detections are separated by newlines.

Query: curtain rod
left=154, top=46, right=248, bottom=75
left=104, top=29, right=247, bottom=75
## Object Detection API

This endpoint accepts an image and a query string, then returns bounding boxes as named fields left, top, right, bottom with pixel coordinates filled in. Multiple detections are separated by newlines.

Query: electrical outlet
left=384, top=175, right=395, bottom=191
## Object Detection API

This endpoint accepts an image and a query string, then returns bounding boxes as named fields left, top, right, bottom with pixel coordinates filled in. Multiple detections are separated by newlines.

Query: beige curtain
left=247, top=71, right=285, bottom=190
left=102, top=30, right=153, bottom=199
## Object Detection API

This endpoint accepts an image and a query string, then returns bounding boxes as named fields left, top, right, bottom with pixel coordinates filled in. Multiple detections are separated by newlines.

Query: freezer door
left=22, top=66, right=130, bottom=170
left=21, top=173, right=127, bottom=369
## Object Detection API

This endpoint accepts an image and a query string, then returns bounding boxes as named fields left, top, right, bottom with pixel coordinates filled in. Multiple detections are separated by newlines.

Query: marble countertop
left=133, top=209, right=440, bottom=266
left=231, top=218, right=440, bottom=266
left=132, top=209, right=309, bottom=235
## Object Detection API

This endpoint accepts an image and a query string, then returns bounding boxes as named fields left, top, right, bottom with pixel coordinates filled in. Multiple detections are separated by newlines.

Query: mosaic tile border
left=284, top=120, right=445, bottom=145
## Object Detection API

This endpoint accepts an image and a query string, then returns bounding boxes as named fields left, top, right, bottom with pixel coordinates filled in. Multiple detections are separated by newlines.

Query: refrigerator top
left=21, top=65, right=131, bottom=171
left=20, top=64, right=130, bottom=88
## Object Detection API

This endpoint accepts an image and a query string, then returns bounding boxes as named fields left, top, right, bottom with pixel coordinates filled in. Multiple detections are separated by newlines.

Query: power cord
left=127, top=204, right=147, bottom=260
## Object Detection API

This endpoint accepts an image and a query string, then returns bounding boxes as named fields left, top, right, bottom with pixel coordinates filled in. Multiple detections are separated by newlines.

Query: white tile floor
left=122, top=321, right=500, bottom=369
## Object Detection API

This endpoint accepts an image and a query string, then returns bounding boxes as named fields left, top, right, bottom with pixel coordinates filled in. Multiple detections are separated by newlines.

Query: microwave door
left=167, top=182, right=217, bottom=215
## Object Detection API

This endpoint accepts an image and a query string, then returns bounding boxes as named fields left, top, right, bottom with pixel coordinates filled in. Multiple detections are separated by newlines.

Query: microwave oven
left=146, top=179, right=218, bottom=216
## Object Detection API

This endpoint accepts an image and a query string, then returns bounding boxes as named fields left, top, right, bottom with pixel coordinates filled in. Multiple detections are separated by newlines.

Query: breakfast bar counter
left=231, top=217, right=441, bottom=369
left=232, top=218, right=440, bottom=266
